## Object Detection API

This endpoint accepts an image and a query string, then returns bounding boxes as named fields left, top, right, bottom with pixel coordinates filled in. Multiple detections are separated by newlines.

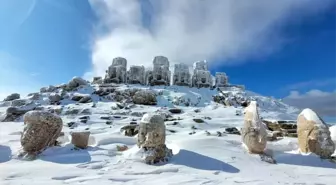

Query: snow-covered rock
left=297, top=108, right=335, bottom=158
left=20, top=111, right=63, bottom=159
left=3, top=93, right=20, bottom=101
left=132, top=90, right=157, bottom=105
left=67, top=77, right=88, bottom=90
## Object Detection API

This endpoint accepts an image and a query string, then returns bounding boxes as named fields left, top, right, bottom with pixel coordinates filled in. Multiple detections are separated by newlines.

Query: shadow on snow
left=0, top=145, right=12, bottom=163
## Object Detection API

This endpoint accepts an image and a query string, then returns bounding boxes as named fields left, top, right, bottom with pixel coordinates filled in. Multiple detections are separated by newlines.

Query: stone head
left=137, top=113, right=166, bottom=148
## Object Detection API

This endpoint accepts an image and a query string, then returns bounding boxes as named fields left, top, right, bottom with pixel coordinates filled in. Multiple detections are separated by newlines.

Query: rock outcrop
left=241, top=101, right=267, bottom=154
left=67, top=77, right=87, bottom=90
left=19, top=111, right=63, bottom=159
left=137, top=113, right=173, bottom=164
left=4, top=93, right=20, bottom=101
left=132, top=90, right=157, bottom=105
left=297, top=108, right=335, bottom=158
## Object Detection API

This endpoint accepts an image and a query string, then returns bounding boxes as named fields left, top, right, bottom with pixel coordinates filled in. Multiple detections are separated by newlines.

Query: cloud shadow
left=170, top=149, right=240, bottom=173
left=0, top=145, right=12, bottom=163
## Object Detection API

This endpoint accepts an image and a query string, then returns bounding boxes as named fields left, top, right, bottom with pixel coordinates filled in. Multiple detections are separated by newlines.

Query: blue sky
left=0, top=0, right=335, bottom=121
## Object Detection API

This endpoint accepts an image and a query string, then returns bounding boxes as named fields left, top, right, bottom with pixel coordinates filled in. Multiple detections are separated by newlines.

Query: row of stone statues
left=98, top=56, right=229, bottom=88
left=15, top=101, right=335, bottom=163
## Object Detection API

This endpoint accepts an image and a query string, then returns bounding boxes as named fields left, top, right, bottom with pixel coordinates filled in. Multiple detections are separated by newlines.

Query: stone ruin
left=127, top=65, right=145, bottom=85
left=215, top=72, right=228, bottom=88
left=137, top=113, right=173, bottom=164
left=146, top=56, right=171, bottom=86
left=104, top=57, right=127, bottom=84
left=173, top=63, right=191, bottom=86
left=192, top=60, right=213, bottom=88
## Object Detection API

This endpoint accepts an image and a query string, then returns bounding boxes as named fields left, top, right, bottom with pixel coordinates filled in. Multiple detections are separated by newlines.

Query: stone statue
left=104, top=57, right=127, bottom=84
left=215, top=72, right=228, bottom=88
left=127, top=65, right=145, bottom=85
left=191, top=60, right=212, bottom=88
left=137, top=113, right=173, bottom=164
left=146, top=56, right=171, bottom=86
left=173, top=63, right=191, bottom=86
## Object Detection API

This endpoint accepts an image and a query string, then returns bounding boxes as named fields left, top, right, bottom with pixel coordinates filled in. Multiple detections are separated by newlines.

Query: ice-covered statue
left=127, top=65, right=145, bottom=85
left=215, top=72, right=228, bottom=88
left=146, top=56, right=171, bottom=86
left=137, top=113, right=173, bottom=164
left=104, top=57, right=127, bottom=84
left=173, top=63, right=191, bottom=86
left=191, top=60, right=212, bottom=88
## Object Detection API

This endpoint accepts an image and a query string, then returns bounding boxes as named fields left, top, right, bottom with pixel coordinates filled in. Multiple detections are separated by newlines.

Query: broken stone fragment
left=70, top=131, right=90, bottom=149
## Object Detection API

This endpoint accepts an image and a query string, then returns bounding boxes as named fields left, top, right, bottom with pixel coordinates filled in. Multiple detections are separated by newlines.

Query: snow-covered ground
left=0, top=84, right=335, bottom=185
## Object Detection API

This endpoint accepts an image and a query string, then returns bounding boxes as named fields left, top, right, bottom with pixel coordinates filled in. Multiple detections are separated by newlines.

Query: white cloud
left=283, top=89, right=336, bottom=117
left=285, top=78, right=336, bottom=90
left=85, top=0, right=333, bottom=79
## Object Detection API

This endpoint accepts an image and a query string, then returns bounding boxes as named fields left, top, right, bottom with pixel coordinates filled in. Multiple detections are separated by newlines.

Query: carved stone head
left=137, top=113, right=166, bottom=148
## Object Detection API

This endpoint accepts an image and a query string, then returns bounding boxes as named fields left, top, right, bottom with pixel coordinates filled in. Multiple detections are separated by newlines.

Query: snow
left=0, top=85, right=335, bottom=185
left=300, top=108, right=325, bottom=125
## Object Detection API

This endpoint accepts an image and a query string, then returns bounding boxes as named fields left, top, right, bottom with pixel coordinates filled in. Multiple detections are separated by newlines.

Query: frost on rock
left=127, top=65, right=145, bottom=85
left=215, top=72, right=228, bottom=88
left=67, top=77, right=87, bottom=91
left=104, top=57, right=127, bottom=84
left=3, top=93, right=20, bottom=101
left=92, top=77, right=103, bottom=84
left=40, top=85, right=57, bottom=93
left=241, top=101, right=267, bottom=154
left=297, top=108, right=335, bottom=158
left=19, top=111, right=63, bottom=159
left=146, top=56, right=171, bottom=86
left=191, top=60, right=212, bottom=88
left=132, top=90, right=157, bottom=105
left=137, top=113, right=173, bottom=164
left=173, top=63, right=191, bottom=86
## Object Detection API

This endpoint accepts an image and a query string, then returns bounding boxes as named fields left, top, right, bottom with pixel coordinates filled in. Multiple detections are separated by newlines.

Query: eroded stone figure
left=173, top=63, right=191, bottom=86
left=191, top=60, right=212, bottom=88
left=137, top=113, right=173, bottom=164
left=104, top=57, right=127, bottom=84
left=127, top=65, right=145, bottom=85
left=215, top=72, right=228, bottom=88
left=19, top=111, right=63, bottom=160
left=297, top=108, right=335, bottom=158
left=241, top=101, right=267, bottom=154
left=146, top=56, right=171, bottom=86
